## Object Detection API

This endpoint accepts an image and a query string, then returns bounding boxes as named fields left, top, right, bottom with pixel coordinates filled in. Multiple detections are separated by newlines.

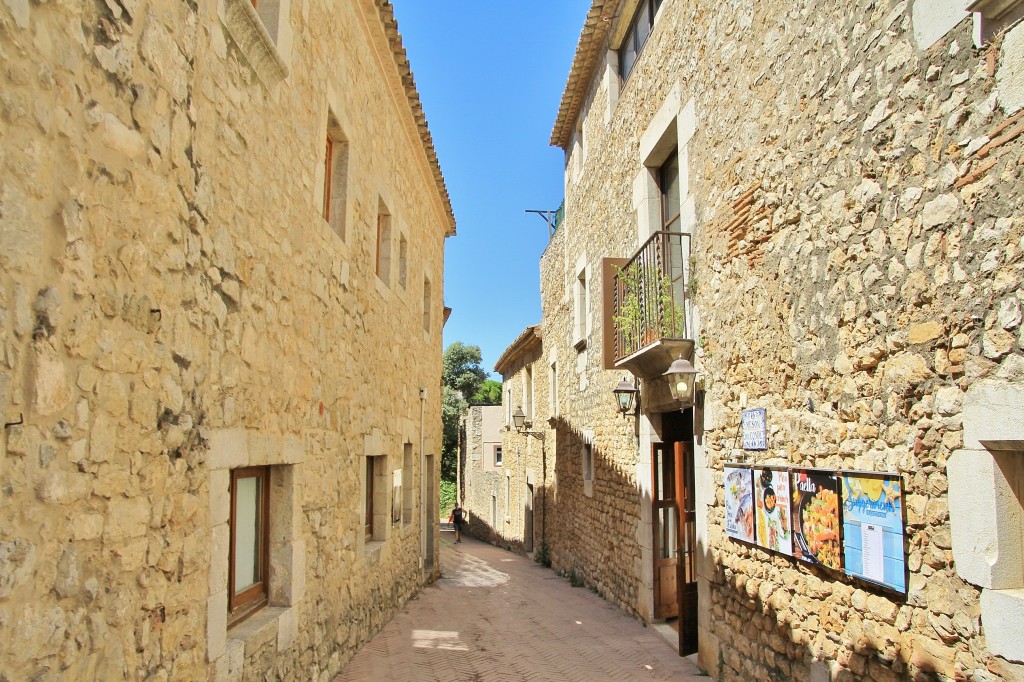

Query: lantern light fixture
left=612, top=376, right=639, bottom=415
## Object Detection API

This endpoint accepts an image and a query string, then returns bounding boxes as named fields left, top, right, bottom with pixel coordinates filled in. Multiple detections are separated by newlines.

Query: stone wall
left=0, top=0, right=450, bottom=679
left=544, top=0, right=1024, bottom=680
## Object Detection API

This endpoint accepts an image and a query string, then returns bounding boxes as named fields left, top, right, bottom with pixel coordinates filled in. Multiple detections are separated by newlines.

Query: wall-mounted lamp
left=612, top=376, right=639, bottom=415
left=663, top=354, right=700, bottom=407
left=512, top=406, right=545, bottom=439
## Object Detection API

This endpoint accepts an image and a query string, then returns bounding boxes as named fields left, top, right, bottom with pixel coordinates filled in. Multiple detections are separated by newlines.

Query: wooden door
left=652, top=442, right=679, bottom=619
left=675, top=441, right=698, bottom=656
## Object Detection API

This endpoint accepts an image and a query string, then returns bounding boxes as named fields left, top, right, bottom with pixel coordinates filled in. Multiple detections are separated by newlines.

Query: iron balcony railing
left=611, top=231, right=691, bottom=363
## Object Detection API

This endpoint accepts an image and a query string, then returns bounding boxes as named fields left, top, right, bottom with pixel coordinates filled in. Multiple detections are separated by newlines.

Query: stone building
left=541, top=0, right=1024, bottom=680
left=460, top=327, right=549, bottom=556
left=457, top=404, right=505, bottom=542
left=0, top=1, right=453, bottom=680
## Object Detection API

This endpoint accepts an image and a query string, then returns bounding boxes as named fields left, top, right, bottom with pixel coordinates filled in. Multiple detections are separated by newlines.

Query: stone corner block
left=210, top=469, right=231, bottom=526
left=282, top=435, right=305, bottom=464
left=206, top=427, right=249, bottom=471
left=276, top=606, right=297, bottom=651
left=948, top=449, right=1024, bottom=590
left=207, top=590, right=228, bottom=661
left=963, top=381, right=1024, bottom=450
left=980, top=588, right=1024, bottom=662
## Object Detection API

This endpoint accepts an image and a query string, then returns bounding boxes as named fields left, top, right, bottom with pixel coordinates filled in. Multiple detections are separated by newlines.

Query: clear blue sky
left=390, top=1, right=591, bottom=378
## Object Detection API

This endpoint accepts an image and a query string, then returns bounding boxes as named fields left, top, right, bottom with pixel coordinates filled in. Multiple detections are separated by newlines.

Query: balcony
left=608, top=231, right=693, bottom=380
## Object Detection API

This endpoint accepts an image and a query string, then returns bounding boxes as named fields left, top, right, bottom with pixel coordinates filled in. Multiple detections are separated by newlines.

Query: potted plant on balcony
left=614, top=264, right=684, bottom=349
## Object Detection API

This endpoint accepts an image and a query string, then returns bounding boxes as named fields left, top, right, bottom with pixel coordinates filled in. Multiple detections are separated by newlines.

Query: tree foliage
left=440, top=342, right=490, bottom=482
left=442, top=342, right=488, bottom=398
left=472, top=379, right=502, bottom=405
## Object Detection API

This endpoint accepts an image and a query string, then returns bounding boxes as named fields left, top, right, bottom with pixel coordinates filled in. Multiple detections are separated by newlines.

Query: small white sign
left=861, top=523, right=885, bottom=582
left=741, top=408, right=767, bottom=450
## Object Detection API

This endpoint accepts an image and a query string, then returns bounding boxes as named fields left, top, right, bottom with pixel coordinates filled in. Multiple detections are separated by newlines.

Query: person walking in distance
left=449, top=502, right=466, bottom=543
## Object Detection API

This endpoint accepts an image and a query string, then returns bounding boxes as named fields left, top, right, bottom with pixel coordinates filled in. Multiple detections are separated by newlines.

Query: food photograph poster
left=754, top=467, right=792, bottom=555
left=790, top=469, right=842, bottom=569
left=724, top=466, right=754, bottom=543
left=840, top=472, right=906, bottom=593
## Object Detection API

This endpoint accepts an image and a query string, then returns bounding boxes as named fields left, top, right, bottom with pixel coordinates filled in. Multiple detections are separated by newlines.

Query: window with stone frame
left=583, top=442, right=594, bottom=482
left=574, top=265, right=588, bottom=350
left=324, top=113, right=350, bottom=239
left=549, top=360, right=559, bottom=418
left=398, top=234, right=408, bottom=289
left=229, top=466, right=271, bottom=625
left=659, top=150, right=681, bottom=232
left=495, top=445, right=503, bottom=467
left=376, top=200, right=392, bottom=284
left=524, top=365, right=534, bottom=420
left=220, top=0, right=290, bottom=87
left=422, top=276, right=432, bottom=332
left=402, top=443, right=414, bottom=525
left=618, top=0, right=664, bottom=82
left=365, top=454, right=387, bottom=544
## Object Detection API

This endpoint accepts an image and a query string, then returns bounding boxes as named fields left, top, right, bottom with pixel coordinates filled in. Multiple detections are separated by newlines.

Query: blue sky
left=390, top=1, right=591, bottom=378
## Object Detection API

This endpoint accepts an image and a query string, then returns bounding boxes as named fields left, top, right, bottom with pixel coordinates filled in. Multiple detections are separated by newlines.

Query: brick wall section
left=0, top=0, right=449, bottom=679
left=544, top=0, right=1024, bottom=680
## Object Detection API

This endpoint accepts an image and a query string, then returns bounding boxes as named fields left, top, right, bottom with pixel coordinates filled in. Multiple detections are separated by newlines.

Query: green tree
left=442, top=342, right=487, bottom=398
left=472, top=379, right=502, bottom=405
left=440, top=342, right=489, bottom=482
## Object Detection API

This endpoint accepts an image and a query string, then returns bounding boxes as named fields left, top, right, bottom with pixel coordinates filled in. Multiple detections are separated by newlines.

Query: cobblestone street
left=336, top=530, right=707, bottom=681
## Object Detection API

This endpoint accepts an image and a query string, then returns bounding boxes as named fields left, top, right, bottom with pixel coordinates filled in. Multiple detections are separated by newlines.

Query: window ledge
left=227, top=605, right=296, bottom=655
left=218, top=0, right=288, bottom=87
left=364, top=540, right=384, bottom=564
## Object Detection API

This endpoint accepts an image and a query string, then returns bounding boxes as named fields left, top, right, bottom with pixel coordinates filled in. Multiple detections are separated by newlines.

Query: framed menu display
left=724, top=465, right=755, bottom=543
left=840, top=472, right=906, bottom=593
left=753, top=467, right=792, bottom=555
left=790, top=469, right=842, bottom=569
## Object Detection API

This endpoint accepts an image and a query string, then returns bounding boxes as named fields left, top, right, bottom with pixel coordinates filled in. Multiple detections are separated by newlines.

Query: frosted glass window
left=234, top=475, right=261, bottom=593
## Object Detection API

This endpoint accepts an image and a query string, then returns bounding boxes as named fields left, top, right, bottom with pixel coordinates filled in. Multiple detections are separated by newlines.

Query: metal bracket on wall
left=4, top=413, right=23, bottom=429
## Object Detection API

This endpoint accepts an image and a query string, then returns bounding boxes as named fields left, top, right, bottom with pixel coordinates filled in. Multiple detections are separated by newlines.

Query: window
left=574, top=266, right=588, bottom=349
left=398, top=235, right=408, bottom=289
left=402, top=443, right=414, bottom=525
left=660, top=150, right=681, bottom=232
left=549, top=361, right=559, bottom=418
left=229, top=466, right=270, bottom=624
left=582, top=429, right=595, bottom=497
left=422, top=276, right=432, bottom=332
left=495, top=445, right=503, bottom=467
left=505, top=473, right=511, bottom=522
left=618, top=0, right=664, bottom=81
left=506, top=388, right=512, bottom=426
left=376, top=200, right=392, bottom=284
left=524, top=366, right=534, bottom=420
left=324, top=114, right=349, bottom=239
left=364, top=457, right=374, bottom=540
left=491, top=493, right=497, bottom=527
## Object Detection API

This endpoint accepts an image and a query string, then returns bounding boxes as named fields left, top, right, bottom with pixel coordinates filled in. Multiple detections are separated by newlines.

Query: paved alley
left=335, top=531, right=707, bottom=681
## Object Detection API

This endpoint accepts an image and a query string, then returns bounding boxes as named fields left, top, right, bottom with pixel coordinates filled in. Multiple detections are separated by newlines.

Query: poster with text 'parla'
left=840, top=472, right=905, bottom=593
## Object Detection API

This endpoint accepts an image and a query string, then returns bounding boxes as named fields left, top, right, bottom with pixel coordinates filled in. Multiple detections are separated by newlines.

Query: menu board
left=840, top=472, right=905, bottom=593
left=753, top=467, right=792, bottom=555
left=741, top=408, right=768, bottom=450
left=790, top=469, right=842, bottom=569
left=724, top=466, right=755, bottom=542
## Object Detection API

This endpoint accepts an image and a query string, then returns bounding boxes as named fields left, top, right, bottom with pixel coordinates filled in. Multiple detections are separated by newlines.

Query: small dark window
left=365, top=457, right=375, bottom=540
left=495, top=446, right=503, bottom=467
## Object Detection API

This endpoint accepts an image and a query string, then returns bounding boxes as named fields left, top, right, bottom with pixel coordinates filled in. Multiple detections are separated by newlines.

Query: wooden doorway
left=654, top=410, right=698, bottom=656
left=652, top=442, right=679, bottom=619
left=524, top=483, right=534, bottom=553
